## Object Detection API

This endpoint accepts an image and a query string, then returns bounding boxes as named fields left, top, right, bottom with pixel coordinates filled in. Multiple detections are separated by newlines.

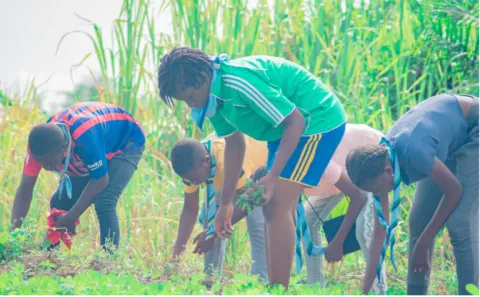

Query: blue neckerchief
left=295, top=196, right=326, bottom=274
left=373, top=137, right=401, bottom=280
left=56, top=123, right=72, bottom=200
left=191, top=54, right=230, bottom=131
left=197, top=140, right=217, bottom=239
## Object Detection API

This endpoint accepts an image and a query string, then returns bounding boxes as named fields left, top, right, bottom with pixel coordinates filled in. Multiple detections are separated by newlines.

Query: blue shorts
left=266, top=123, right=346, bottom=187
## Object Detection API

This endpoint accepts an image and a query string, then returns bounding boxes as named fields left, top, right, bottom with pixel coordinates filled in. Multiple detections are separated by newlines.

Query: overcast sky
left=1, top=0, right=317, bottom=112
left=0, top=0, right=172, bottom=110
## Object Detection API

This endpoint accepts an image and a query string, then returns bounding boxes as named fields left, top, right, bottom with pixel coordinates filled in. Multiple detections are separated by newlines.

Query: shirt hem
left=302, top=119, right=348, bottom=136
left=272, top=105, right=296, bottom=128
left=217, top=130, right=239, bottom=138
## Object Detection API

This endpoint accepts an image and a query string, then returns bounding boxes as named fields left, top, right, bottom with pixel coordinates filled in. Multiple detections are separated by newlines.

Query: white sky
left=0, top=0, right=288, bottom=112
left=0, top=0, right=172, bottom=110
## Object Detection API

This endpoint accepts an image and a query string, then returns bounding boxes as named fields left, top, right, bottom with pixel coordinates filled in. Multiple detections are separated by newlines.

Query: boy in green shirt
left=157, top=47, right=367, bottom=288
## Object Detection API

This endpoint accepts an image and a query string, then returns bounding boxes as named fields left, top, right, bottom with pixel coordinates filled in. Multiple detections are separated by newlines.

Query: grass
left=0, top=225, right=459, bottom=294
left=0, top=0, right=478, bottom=294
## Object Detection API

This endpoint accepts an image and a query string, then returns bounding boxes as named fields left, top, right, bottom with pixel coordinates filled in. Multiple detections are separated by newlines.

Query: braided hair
left=157, top=47, right=212, bottom=107
left=346, top=144, right=389, bottom=188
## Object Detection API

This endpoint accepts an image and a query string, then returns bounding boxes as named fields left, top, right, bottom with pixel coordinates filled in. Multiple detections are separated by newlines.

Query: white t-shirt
left=304, top=124, right=383, bottom=198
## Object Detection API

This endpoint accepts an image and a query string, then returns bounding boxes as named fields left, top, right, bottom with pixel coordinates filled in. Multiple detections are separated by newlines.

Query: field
left=0, top=0, right=478, bottom=294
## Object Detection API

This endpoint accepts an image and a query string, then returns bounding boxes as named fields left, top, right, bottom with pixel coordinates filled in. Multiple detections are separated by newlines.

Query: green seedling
left=466, top=284, right=479, bottom=295
left=236, top=179, right=265, bottom=214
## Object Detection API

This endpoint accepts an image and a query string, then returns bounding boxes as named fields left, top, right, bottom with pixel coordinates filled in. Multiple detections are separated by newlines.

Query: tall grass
left=0, top=0, right=478, bottom=294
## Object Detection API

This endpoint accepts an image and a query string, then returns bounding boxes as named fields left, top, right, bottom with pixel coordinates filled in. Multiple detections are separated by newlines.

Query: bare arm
left=362, top=192, right=388, bottom=295
left=213, top=132, right=246, bottom=238
left=193, top=188, right=249, bottom=254
left=173, top=190, right=200, bottom=259
left=230, top=186, right=250, bottom=225
left=11, top=174, right=37, bottom=230
left=55, top=175, right=109, bottom=233
left=231, top=205, right=248, bottom=225
left=419, top=157, right=462, bottom=244
left=221, top=132, right=246, bottom=206
left=409, top=158, right=463, bottom=272
left=250, top=108, right=305, bottom=208
left=268, top=108, right=305, bottom=177
left=63, top=175, right=109, bottom=221
left=331, top=171, right=367, bottom=245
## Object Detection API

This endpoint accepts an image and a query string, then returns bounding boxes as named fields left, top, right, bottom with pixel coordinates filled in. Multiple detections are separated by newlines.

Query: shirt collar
left=209, top=71, right=223, bottom=100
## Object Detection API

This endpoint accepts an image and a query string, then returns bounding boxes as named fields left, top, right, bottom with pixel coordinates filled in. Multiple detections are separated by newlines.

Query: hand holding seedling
left=254, top=173, right=275, bottom=205
left=236, top=179, right=265, bottom=214
left=236, top=165, right=268, bottom=213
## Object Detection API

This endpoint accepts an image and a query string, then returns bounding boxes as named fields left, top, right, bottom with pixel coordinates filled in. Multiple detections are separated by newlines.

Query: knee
left=447, top=214, right=472, bottom=245
left=408, top=215, right=425, bottom=239
left=262, top=200, right=276, bottom=223
left=94, top=192, right=119, bottom=214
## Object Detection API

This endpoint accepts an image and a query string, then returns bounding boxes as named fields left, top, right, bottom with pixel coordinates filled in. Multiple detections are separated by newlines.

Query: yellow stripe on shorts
left=290, top=134, right=321, bottom=182
left=289, top=136, right=317, bottom=181
left=296, top=134, right=322, bottom=182
left=292, top=134, right=321, bottom=182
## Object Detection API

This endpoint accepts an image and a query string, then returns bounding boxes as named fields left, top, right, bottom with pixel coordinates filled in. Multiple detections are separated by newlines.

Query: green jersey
left=209, top=56, right=347, bottom=141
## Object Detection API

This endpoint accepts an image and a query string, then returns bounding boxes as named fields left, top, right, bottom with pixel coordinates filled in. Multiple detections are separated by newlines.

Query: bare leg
left=262, top=178, right=304, bottom=288
left=264, top=224, right=271, bottom=282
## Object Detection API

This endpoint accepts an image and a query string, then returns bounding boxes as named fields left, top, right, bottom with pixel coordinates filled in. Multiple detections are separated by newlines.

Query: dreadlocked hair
left=157, top=47, right=212, bottom=107
left=346, top=144, right=389, bottom=188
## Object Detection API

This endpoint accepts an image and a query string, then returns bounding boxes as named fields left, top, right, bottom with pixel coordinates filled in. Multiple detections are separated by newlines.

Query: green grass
left=0, top=225, right=459, bottom=295
left=0, top=0, right=478, bottom=294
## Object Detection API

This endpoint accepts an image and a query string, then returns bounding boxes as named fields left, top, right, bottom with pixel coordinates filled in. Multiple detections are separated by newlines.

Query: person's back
left=215, top=55, right=346, bottom=141
left=225, top=56, right=333, bottom=106
left=302, top=123, right=387, bottom=293
left=305, top=124, right=383, bottom=198
left=387, top=94, right=475, bottom=184
left=170, top=135, right=268, bottom=282
left=346, top=94, right=479, bottom=295
left=12, top=102, right=145, bottom=250
left=49, top=102, right=145, bottom=155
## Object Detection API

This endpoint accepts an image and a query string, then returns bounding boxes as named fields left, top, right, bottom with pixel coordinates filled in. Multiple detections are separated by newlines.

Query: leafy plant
left=236, top=179, right=265, bottom=214
left=466, top=284, right=480, bottom=295
left=0, top=229, right=26, bottom=262
left=0, top=0, right=476, bottom=294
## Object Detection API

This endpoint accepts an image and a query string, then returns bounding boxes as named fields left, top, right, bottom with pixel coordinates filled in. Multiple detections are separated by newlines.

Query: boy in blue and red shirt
left=11, top=102, right=145, bottom=249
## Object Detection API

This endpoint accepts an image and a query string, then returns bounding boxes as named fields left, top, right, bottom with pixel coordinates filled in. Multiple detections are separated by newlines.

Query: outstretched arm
left=11, top=174, right=37, bottom=230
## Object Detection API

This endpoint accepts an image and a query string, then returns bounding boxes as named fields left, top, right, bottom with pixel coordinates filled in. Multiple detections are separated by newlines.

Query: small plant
left=0, top=229, right=26, bottom=262
left=236, top=178, right=265, bottom=214
left=466, top=284, right=479, bottom=295
left=0, top=0, right=474, bottom=294
left=38, top=259, right=57, bottom=271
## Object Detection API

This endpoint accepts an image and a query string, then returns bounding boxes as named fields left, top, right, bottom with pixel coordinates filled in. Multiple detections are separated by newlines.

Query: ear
left=203, top=71, right=212, bottom=85
left=193, top=72, right=211, bottom=90
left=203, top=154, right=211, bottom=166
left=384, top=157, right=393, bottom=175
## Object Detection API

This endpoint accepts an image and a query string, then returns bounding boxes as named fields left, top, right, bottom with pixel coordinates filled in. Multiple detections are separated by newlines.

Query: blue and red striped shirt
left=23, top=102, right=145, bottom=179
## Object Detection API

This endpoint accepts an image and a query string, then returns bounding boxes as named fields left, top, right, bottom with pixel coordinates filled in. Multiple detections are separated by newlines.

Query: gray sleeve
left=402, top=135, right=438, bottom=180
